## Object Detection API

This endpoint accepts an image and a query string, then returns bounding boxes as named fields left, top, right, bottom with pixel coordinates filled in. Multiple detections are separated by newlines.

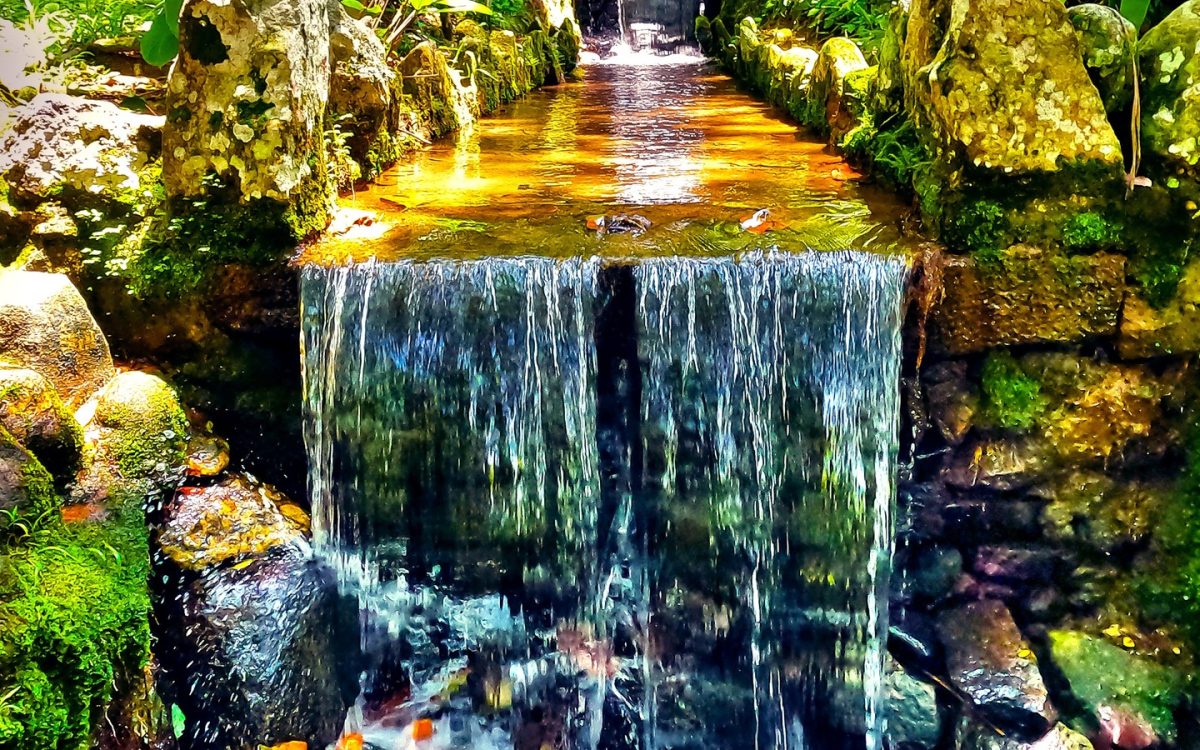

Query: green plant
left=1062, top=212, right=1123, bottom=252
left=139, top=0, right=180, bottom=66
left=980, top=351, right=1046, bottom=431
left=760, top=0, right=888, bottom=50
left=342, top=0, right=491, bottom=54
left=946, top=200, right=1007, bottom=262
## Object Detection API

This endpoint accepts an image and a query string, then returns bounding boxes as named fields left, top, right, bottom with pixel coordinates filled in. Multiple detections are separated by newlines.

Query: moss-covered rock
left=0, top=270, right=115, bottom=409
left=1139, top=0, right=1200, bottom=204
left=903, top=0, right=1122, bottom=175
left=158, top=473, right=308, bottom=572
left=1047, top=631, right=1184, bottom=744
left=1041, top=471, right=1165, bottom=552
left=807, top=37, right=868, bottom=137
left=928, top=247, right=1125, bottom=355
left=328, top=0, right=394, bottom=180
left=1068, top=4, right=1137, bottom=115
left=89, top=371, right=189, bottom=489
left=0, top=505, right=151, bottom=749
left=0, top=424, right=57, bottom=529
left=695, top=15, right=714, bottom=54
left=1119, top=253, right=1200, bottom=357
left=162, top=0, right=334, bottom=241
left=0, top=366, right=83, bottom=483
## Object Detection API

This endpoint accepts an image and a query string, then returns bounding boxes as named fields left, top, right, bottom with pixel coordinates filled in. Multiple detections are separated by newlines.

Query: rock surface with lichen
left=928, top=247, right=1125, bottom=355
left=0, top=270, right=115, bottom=409
left=1139, top=0, right=1200, bottom=202
left=902, top=0, right=1123, bottom=176
left=162, top=0, right=333, bottom=238
left=0, top=366, right=83, bottom=483
left=1068, top=4, right=1137, bottom=115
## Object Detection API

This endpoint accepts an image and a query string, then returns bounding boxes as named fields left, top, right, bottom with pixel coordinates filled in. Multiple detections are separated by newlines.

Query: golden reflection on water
left=309, top=62, right=913, bottom=263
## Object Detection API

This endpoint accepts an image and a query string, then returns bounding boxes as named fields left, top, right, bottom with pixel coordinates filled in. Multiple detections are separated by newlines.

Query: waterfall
left=301, top=250, right=908, bottom=750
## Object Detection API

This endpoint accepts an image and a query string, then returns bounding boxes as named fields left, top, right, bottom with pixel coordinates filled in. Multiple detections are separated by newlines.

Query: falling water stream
left=302, top=60, right=912, bottom=750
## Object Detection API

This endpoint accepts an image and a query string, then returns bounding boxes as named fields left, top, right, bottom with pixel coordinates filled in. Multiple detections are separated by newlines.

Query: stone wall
left=704, top=1, right=1200, bottom=747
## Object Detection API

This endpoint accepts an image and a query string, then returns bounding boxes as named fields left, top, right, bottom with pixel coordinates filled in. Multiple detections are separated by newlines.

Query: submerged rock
left=928, top=248, right=1125, bottom=355
left=167, top=545, right=356, bottom=749
left=1047, top=631, right=1183, bottom=746
left=1068, top=4, right=1137, bottom=115
left=936, top=600, right=1057, bottom=739
left=158, top=473, right=309, bottom=572
left=0, top=270, right=115, bottom=408
left=0, top=365, right=83, bottom=482
left=903, top=0, right=1122, bottom=175
left=0, top=94, right=162, bottom=208
left=162, top=0, right=333, bottom=238
left=1139, top=0, right=1200, bottom=199
left=956, top=719, right=1093, bottom=750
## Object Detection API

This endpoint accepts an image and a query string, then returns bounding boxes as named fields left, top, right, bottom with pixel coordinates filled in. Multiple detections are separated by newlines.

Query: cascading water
left=301, top=249, right=907, bottom=750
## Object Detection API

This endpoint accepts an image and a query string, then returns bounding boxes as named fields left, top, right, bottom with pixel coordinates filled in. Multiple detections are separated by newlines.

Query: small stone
left=973, top=545, right=1059, bottom=583
left=923, top=360, right=976, bottom=446
left=185, top=433, right=230, bottom=477
left=937, top=600, right=1057, bottom=739
left=908, top=545, right=963, bottom=601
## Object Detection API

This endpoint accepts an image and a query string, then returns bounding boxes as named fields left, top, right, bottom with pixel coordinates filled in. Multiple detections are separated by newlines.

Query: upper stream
left=301, top=58, right=913, bottom=750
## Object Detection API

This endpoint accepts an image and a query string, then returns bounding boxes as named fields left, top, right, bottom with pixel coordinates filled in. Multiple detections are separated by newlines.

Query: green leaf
left=170, top=704, right=186, bottom=739
left=1119, top=0, right=1151, bottom=29
left=340, top=0, right=381, bottom=13
left=140, top=11, right=179, bottom=67
left=164, top=0, right=183, bottom=35
left=436, top=0, right=493, bottom=14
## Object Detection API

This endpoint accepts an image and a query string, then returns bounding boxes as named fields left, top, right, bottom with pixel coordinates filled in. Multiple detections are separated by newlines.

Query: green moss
left=0, top=504, right=151, bottom=750
left=980, top=351, right=1046, bottom=431
left=1130, top=239, right=1192, bottom=309
left=1062, top=211, right=1123, bottom=252
left=946, top=200, right=1008, bottom=261
left=94, top=373, right=189, bottom=482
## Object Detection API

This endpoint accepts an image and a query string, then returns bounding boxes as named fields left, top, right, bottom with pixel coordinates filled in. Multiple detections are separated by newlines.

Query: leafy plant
left=341, top=0, right=491, bottom=55
left=139, top=0, right=180, bottom=66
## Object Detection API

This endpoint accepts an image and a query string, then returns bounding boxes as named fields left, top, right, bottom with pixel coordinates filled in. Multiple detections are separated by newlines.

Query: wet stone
left=936, top=599, right=1057, bottom=739
left=955, top=719, right=1093, bottom=750
left=973, top=545, right=1060, bottom=584
left=944, top=438, right=1053, bottom=493
left=886, top=657, right=941, bottom=750
left=923, top=360, right=976, bottom=446
left=941, top=499, right=1044, bottom=544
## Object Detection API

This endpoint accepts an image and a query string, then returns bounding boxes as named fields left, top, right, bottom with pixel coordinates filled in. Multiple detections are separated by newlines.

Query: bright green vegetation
left=1130, top=239, right=1192, bottom=308
left=0, top=503, right=151, bottom=750
left=0, top=0, right=158, bottom=48
left=756, top=0, right=889, bottom=49
left=1062, top=211, right=1123, bottom=252
left=980, top=350, right=1046, bottom=431
left=946, top=200, right=1007, bottom=264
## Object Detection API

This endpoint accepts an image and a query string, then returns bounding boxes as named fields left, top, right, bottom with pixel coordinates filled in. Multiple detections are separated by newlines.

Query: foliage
left=980, top=350, right=1046, bottom=431
left=842, top=115, right=932, bottom=193
left=759, top=0, right=888, bottom=50
left=1062, top=211, right=1123, bottom=252
left=342, top=0, right=491, bottom=55
left=139, top=0, right=181, bottom=67
left=0, top=504, right=151, bottom=749
left=945, top=200, right=1007, bottom=264
left=1, top=0, right=158, bottom=50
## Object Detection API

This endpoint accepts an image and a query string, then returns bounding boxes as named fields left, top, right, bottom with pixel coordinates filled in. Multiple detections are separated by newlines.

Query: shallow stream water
left=301, top=58, right=913, bottom=750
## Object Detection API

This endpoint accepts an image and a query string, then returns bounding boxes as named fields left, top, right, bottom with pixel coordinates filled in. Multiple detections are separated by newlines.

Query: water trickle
left=301, top=249, right=908, bottom=750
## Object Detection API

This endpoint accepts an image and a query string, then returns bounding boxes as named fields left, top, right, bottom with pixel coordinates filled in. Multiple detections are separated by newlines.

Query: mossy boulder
left=401, top=41, right=467, bottom=139
left=807, top=37, right=869, bottom=136
left=0, top=506, right=152, bottom=749
left=0, top=94, right=162, bottom=212
left=328, top=0, right=394, bottom=173
left=1041, top=471, right=1165, bottom=552
left=162, top=0, right=334, bottom=240
left=0, top=366, right=83, bottom=483
left=736, top=17, right=763, bottom=83
left=928, top=247, right=1125, bottom=355
left=0, top=425, right=57, bottom=527
left=1119, top=254, right=1200, bottom=357
left=0, top=270, right=115, bottom=409
left=1047, top=631, right=1184, bottom=744
left=902, top=0, right=1122, bottom=176
left=158, top=473, right=308, bottom=572
left=1139, top=0, right=1200, bottom=202
left=695, top=15, right=714, bottom=54
left=763, top=43, right=819, bottom=110
left=89, top=371, right=189, bottom=489
left=1068, top=4, right=1137, bottom=115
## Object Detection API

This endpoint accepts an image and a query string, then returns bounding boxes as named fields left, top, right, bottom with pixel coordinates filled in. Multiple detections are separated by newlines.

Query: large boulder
left=1068, top=4, right=1137, bottom=115
left=327, top=0, right=393, bottom=170
left=0, top=270, right=115, bottom=409
left=0, top=94, right=162, bottom=209
left=1041, top=471, right=1165, bottom=552
left=936, top=600, right=1057, bottom=739
left=0, top=366, right=83, bottom=482
left=1047, top=631, right=1184, bottom=747
left=0, top=424, right=57, bottom=525
left=158, top=473, right=309, bottom=572
left=162, top=0, right=334, bottom=238
left=401, top=41, right=469, bottom=138
left=163, top=545, right=356, bottom=749
left=807, top=37, right=869, bottom=136
left=928, top=248, right=1125, bottom=355
left=1139, top=0, right=1200, bottom=199
left=902, top=0, right=1122, bottom=176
